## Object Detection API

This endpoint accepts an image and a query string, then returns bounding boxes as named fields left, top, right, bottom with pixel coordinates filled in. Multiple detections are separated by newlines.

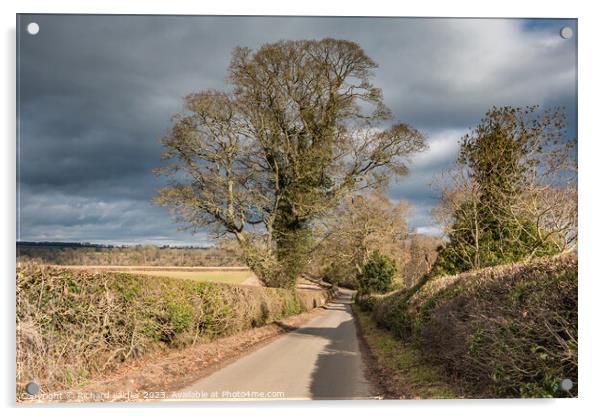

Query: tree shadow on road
left=276, top=295, right=372, bottom=399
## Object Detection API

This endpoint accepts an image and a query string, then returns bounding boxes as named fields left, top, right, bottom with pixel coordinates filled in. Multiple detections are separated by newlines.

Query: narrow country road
left=177, top=289, right=375, bottom=400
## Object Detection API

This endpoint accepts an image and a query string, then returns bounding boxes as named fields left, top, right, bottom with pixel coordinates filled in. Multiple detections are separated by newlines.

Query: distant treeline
left=17, top=242, right=244, bottom=267
left=18, top=241, right=113, bottom=248
left=17, top=241, right=208, bottom=249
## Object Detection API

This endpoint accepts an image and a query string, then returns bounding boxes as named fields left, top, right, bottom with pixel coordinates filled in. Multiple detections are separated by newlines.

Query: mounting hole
left=560, top=26, right=573, bottom=39
left=25, top=382, right=39, bottom=395
left=26, top=22, right=40, bottom=36
left=560, top=378, right=573, bottom=391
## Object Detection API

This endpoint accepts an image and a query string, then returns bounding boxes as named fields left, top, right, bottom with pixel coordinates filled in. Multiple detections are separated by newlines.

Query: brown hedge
left=362, top=253, right=577, bottom=398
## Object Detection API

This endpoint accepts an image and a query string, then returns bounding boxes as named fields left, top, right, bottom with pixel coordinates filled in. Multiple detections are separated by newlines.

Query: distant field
left=40, top=264, right=258, bottom=285
left=120, top=269, right=255, bottom=284
left=53, top=265, right=249, bottom=271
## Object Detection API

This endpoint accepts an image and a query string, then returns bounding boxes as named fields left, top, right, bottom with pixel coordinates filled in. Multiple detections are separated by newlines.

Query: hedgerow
left=360, top=253, right=577, bottom=398
left=16, top=263, right=328, bottom=394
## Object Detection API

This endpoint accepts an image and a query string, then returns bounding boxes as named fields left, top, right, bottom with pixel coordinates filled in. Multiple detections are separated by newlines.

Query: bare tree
left=311, top=189, right=411, bottom=286
left=312, top=189, right=441, bottom=289
left=155, top=39, right=426, bottom=287
left=400, top=234, right=441, bottom=287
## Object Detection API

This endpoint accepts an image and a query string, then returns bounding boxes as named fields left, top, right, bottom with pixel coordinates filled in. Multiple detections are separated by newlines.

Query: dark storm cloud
left=16, top=15, right=577, bottom=244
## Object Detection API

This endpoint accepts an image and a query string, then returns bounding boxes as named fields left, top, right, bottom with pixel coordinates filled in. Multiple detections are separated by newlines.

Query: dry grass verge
left=16, top=263, right=330, bottom=398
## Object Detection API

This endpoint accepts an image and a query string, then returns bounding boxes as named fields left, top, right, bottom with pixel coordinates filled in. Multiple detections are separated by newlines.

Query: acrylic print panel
left=16, top=15, right=577, bottom=402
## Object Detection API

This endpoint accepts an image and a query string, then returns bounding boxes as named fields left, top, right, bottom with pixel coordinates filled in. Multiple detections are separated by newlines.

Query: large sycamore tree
left=155, top=39, right=426, bottom=288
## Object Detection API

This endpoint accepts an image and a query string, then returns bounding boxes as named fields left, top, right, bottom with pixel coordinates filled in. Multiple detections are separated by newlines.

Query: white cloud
left=415, top=226, right=444, bottom=237
left=410, top=129, right=465, bottom=171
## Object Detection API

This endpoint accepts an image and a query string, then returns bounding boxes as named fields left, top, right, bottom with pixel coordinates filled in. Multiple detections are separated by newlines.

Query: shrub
left=167, top=302, right=194, bottom=334
left=358, top=251, right=397, bottom=295
left=355, top=293, right=376, bottom=312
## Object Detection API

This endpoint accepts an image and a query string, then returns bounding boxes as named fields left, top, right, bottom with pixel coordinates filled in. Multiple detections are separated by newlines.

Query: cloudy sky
left=16, top=15, right=577, bottom=246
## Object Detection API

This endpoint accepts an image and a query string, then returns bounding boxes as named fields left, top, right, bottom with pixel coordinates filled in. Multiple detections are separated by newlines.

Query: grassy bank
left=357, top=253, right=577, bottom=398
left=353, top=306, right=459, bottom=399
left=16, top=263, right=329, bottom=395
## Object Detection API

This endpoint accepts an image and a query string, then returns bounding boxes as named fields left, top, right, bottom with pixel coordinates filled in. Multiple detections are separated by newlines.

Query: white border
left=2, top=1, right=600, bottom=415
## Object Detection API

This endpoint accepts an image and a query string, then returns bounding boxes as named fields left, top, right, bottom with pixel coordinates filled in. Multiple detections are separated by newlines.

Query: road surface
left=178, top=289, right=374, bottom=400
